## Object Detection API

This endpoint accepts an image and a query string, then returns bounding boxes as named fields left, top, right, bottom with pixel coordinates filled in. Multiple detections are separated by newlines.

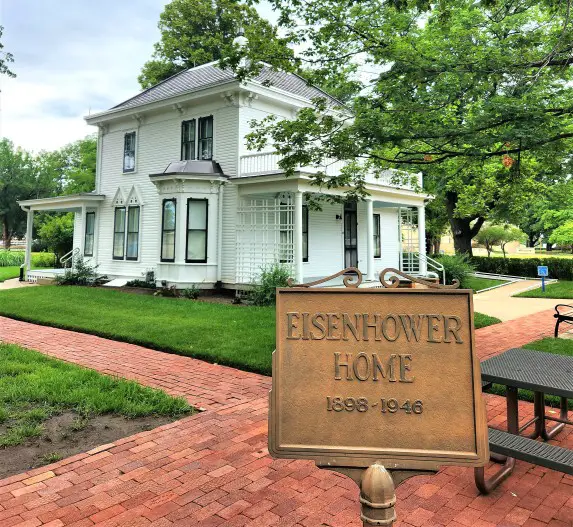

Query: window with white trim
left=186, top=198, right=208, bottom=262
left=113, top=206, right=140, bottom=260
left=123, top=132, right=136, bottom=172
left=161, top=199, right=176, bottom=262
left=84, top=212, right=95, bottom=257
left=373, top=213, right=381, bottom=258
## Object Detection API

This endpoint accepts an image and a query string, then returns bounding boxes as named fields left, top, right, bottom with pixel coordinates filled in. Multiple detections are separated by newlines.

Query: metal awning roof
left=18, top=193, right=105, bottom=212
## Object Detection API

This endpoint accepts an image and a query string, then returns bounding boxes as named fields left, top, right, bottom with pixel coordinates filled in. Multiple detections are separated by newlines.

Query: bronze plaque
left=269, top=287, right=489, bottom=471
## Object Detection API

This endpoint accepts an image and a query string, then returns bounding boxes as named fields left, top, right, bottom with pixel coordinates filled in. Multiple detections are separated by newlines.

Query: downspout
left=217, top=182, right=224, bottom=283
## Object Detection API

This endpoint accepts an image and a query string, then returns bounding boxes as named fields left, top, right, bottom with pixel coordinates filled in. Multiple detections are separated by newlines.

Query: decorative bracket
left=287, top=267, right=460, bottom=289
left=133, top=113, right=144, bottom=126
left=172, top=103, right=185, bottom=115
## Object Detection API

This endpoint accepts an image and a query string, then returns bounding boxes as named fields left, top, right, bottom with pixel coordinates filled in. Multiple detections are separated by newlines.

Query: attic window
left=123, top=132, right=136, bottom=172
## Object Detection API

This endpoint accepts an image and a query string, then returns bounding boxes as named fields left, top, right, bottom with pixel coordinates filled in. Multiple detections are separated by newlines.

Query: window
left=198, top=116, right=213, bottom=160
left=123, top=132, right=136, bottom=172
left=161, top=199, right=176, bottom=262
left=126, top=207, right=140, bottom=260
left=84, top=212, right=95, bottom=257
left=181, top=120, right=196, bottom=161
left=186, top=199, right=208, bottom=262
left=303, top=205, right=309, bottom=262
left=113, top=208, right=126, bottom=259
left=113, top=206, right=140, bottom=260
left=373, top=213, right=381, bottom=258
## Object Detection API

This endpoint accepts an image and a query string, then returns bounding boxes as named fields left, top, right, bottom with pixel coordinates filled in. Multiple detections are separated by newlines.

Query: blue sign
left=537, top=266, right=549, bottom=277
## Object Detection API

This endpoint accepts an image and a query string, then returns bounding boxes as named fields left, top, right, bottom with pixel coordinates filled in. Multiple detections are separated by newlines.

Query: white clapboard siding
left=375, top=207, right=401, bottom=272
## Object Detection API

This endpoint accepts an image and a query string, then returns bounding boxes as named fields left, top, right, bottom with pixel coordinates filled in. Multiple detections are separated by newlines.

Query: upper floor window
left=198, top=116, right=213, bottom=160
left=123, top=132, right=136, bottom=172
left=373, top=213, right=381, bottom=258
left=181, top=120, right=196, bottom=161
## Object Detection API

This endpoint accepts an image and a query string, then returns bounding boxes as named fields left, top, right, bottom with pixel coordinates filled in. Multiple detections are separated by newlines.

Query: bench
left=475, top=428, right=573, bottom=494
left=554, top=304, right=573, bottom=337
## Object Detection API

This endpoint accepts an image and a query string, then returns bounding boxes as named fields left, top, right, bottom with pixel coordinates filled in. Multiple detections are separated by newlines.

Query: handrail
left=416, top=253, right=446, bottom=285
left=60, top=247, right=80, bottom=268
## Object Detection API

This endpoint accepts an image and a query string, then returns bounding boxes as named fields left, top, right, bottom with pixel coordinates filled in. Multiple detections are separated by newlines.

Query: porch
left=233, top=175, right=434, bottom=286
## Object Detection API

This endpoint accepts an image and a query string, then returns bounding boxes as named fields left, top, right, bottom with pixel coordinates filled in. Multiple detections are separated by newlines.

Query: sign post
left=537, top=266, right=549, bottom=292
left=269, top=268, right=489, bottom=525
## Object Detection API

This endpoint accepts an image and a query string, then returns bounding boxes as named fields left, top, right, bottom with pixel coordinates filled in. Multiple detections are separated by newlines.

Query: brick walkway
left=0, top=310, right=571, bottom=527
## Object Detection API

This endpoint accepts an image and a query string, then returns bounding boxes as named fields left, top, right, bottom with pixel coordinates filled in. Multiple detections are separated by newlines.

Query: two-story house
left=19, top=62, right=432, bottom=289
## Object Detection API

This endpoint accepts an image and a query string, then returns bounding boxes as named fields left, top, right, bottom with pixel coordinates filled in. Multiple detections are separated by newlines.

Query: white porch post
left=25, top=208, right=33, bottom=276
left=294, top=191, right=304, bottom=284
left=366, top=199, right=375, bottom=281
left=417, top=204, right=427, bottom=275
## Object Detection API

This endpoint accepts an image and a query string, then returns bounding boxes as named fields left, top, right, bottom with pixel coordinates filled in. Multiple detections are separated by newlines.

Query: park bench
left=476, top=348, right=573, bottom=494
left=554, top=304, right=573, bottom=337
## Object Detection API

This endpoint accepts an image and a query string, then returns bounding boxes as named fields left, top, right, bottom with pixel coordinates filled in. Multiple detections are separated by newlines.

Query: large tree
left=240, top=0, right=573, bottom=254
left=138, top=0, right=291, bottom=89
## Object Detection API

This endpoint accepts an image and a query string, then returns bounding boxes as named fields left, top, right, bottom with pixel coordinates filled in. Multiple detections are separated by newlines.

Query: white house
left=19, top=62, right=433, bottom=289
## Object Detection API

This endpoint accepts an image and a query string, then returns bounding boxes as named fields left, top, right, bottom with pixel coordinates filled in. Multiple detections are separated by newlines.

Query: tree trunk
left=445, top=191, right=485, bottom=256
left=547, top=242, right=554, bottom=252
left=527, top=233, right=538, bottom=248
left=2, top=217, right=11, bottom=250
left=433, top=239, right=441, bottom=254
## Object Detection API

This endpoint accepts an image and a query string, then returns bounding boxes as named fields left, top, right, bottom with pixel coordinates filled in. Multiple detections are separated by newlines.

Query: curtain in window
left=84, top=212, right=95, bottom=256
left=302, top=205, right=309, bottom=262
left=113, top=208, right=126, bottom=259
left=374, top=213, right=381, bottom=258
left=123, top=132, right=136, bottom=171
left=161, top=200, right=176, bottom=261
left=181, top=120, right=196, bottom=161
left=198, top=116, right=213, bottom=160
left=187, top=199, right=208, bottom=261
left=126, top=207, right=140, bottom=260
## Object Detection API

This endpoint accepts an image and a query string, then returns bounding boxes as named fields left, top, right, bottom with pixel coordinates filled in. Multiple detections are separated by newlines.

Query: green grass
left=474, top=312, right=502, bottom=329
left=514, top=280, right=573, bottom=299
left=464, top=276, right=508, bottom=293
left=0, top=267, right=21, bottom=282
left=0, top=286, right=501, bottom=376
left=0, top=343, right=193, bottom=447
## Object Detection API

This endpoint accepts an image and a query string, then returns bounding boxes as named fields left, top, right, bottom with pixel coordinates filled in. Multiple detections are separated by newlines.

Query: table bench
left=477, top=348, right=573, bottom=494
left=554, top=304, right=573, bottom=337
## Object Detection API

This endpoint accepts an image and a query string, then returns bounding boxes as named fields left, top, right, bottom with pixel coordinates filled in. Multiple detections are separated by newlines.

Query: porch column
left=417, top=205, right=427, bottom=275
left=24, top=208, right=34, bottom=276
left=366, top=199, right=375, bottom=281
left=294, top=191, right=304, bottom=284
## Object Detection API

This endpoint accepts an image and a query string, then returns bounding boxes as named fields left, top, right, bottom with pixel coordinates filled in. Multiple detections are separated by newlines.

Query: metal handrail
left=416, top=253, right=446, bottom=284
left=60, top=247, right=80, bottom=268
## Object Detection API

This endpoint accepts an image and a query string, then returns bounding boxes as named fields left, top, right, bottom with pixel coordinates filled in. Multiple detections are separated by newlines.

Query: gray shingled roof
left=112, top=63, right=340, bottom=111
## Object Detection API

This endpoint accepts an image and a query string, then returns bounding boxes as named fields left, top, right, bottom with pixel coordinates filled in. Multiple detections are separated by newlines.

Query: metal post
left=24, top=208, right=33, bottom=278
left=360, top=464, right=396, bottom=526
left=366, top=199, right=375, bottom=281
left=294, top=191, right=303, bottom=284
left=417, top=205, right=427, bottom=276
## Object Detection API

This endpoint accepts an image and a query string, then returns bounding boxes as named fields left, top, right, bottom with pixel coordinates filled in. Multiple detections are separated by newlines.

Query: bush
left=472, top=256, right=573, bottom=279
left=0, top=251, right=56, bottom=268
left=126, top=270, right=156, bottom=289
left=182, top=285, right=200, bottom=299
left=54, top=256, right=102, bottom=286
left=435, top=254, right=476, bottom=287
left=250, top=263, right=291, bottom=306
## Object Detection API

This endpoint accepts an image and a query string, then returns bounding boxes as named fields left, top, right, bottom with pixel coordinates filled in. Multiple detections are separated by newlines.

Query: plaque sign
left=269, top=269, right=489, bottom=524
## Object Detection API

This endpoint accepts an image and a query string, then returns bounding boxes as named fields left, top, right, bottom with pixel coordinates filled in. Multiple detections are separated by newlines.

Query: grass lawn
left=514, top=280, right=573, bottom=299
left=464, top=276, right=508, bottom=293
left=0, top=342, right=192, bottom=449
left=474, top=312, right=501, bottom=329
left=0, top=286, right=501, bottom=376
left=0, top=266, right=21, bottom=282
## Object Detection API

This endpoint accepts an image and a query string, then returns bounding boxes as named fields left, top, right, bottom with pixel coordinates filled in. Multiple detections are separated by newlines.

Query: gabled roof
left=111, top=62, right=341, bottom=112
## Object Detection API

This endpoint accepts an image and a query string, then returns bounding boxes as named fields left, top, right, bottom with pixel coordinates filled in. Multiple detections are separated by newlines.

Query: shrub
left=435, top=254, right=476, bottom=287
left=182, top=285, right=200, bottom=299
left=0, top=251, right=56, bottom=268
left=126, top=270, right=156, bottom=289
left=472, top=256, right=573, bottom=279
left=31, top=252, right=57, bottom=268
left=54, top=256, right=102, bottom=286
left=250, top=263, right=292, bottom=306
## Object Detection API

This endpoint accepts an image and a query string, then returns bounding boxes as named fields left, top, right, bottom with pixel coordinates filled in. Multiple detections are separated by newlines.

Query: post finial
left=360, top=464, right=396, bottom=526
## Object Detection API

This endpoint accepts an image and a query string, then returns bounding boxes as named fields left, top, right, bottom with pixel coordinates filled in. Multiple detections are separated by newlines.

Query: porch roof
left=18, top=193, right=105, bottom=212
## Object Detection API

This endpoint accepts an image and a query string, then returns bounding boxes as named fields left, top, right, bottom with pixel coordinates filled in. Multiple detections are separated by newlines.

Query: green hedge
left=472, top=256, right=573, bottom=279
left=0, top=251, right=56, bottom=268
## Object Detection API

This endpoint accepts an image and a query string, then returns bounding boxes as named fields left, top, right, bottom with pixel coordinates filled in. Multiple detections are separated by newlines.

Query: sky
left=0, top=0, right=278, bottom=153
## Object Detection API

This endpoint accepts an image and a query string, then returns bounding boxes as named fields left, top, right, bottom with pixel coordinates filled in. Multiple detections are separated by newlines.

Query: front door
left=344, top=202, right=358, bottom=268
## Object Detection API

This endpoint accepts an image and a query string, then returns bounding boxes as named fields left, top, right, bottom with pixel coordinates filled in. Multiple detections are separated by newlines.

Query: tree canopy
left=240, top=0, right=573, bottom=254
left=138, top=0, right=291, bottom=89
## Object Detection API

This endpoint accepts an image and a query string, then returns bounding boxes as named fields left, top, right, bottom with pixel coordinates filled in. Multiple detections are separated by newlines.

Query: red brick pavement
left=0, top=309, right=572, bottom=527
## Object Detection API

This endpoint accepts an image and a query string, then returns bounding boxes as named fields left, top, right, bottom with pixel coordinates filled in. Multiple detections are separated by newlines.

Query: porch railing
left=239, top=152, right=422, bottom=190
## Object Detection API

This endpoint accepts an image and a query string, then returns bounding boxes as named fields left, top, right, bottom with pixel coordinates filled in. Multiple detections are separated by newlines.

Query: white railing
left=401, top=252, right=446, bottom=283
left=239, top=152, right=422, bottom=190
left=60, top=247, right=80, bottom=268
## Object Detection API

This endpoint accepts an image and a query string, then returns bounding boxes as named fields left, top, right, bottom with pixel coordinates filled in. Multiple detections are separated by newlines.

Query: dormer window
left=123, top=132, right=136, bottom=172
left=180, top=116, right=213, bottom=161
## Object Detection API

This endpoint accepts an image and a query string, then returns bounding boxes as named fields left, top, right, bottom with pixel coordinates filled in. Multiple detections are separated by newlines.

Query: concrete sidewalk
left=0, top=278, right=37, bottom=290
left=473, top=280, right=568, bottom=321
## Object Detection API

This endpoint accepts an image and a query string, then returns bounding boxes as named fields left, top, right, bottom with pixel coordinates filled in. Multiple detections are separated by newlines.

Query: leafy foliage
left=472, top=256, right=573, bottom=279
left=240, top=0, right=573, bottom=254
left=54, top=257, right=102, bottom=287
left=250, top=263, right=291, bottom=306
left=475, top=224, right=508, bottom=257
left=36, top=214, right=74, bottom=260
left=549, top=221, right=573, bottom=251
left=0, top=26, right=15, bottom=79
left=0, top=251, right=55, bottom=268
left=435, top=254, right=476, bottom=287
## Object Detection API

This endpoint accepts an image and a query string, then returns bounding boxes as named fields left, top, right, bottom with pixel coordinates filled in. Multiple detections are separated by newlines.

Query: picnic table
left=476, top=347, right=573, bottom=493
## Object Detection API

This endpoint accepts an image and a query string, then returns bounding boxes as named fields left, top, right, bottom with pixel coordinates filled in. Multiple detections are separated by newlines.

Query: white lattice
left=236, top=193, right=295, bottom=284
left=400, top=207, right=420, bottom=274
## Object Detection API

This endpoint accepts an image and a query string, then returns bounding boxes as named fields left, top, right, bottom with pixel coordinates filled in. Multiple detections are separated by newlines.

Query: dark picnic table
left=476, top=347, right=573, bottom=493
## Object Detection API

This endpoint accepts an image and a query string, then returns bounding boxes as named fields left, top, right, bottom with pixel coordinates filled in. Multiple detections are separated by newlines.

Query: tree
left=475, top=225, right=506, bottom=257
left=0, top=26, right=15, bottom=79
left=241, top=0, right=573, bottom=254
left=499, top=225, right=526, bottom=258
left=138, top=0, right=291, bottom=89
left=37, top=213, right=74, bottom=259
left=549, top=221, right=573, bottom=252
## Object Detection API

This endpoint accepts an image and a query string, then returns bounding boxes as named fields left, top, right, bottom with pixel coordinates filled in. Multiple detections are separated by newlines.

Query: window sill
left=158, top=261, right=217, bottom=266
left=111, top=259, right=141, bottom=263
